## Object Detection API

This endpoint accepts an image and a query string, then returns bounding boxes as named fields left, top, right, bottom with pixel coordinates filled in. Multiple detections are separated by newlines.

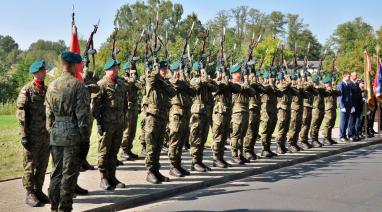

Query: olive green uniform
left=92, top=75, right=128, bottom=180
left=167, top=73, right=193, bottom=167
left=45, top=72, right=90, bottom=211
left=274, top=81, right=292, bottom=145
left=139, top=74, right=147, bottom=150
left=121, top=76, right=142, bottom=154
left=286, top=83, right=304, bottom=145
left=310, top=86, right=327, bottom=141
left=189, top=75, right=218, bottom=164
left=144, top=70, right=175, bottom=171
left=299, top=82, right=315, bottom=143
left=16, top=82, right=49, bottom=194
left=322, top=88, right=341, bottom=140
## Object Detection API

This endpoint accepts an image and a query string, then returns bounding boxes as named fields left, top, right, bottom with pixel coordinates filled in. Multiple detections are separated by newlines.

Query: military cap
left=311, top=75, right=319, bottom=82
left=322, top=76, right=332, bottom=84
left=229, top=63, right=241, bottom=74
left=215, top=65, right=222, bottom=74
left=61, top=51, right=82, bottom=64
left=276, top=72, right=284, bottom=80
left=122, top=62, right=130, bottom=70
left=29, top=59, right=46, bottom=73
left=159, top=60, right=168, bottom=68
left=255, top=70, right=261, bottom=77
left=270, top=69, right=276, bottom=77
left=290, top=74, right=298, bottom=80
left=170, top=61, right=180, bottom=71
left=263, top=71, right=270, bottom=79
left=192, top=62, right=201, bottom=71
left=104, top=59, right=120, bottom=70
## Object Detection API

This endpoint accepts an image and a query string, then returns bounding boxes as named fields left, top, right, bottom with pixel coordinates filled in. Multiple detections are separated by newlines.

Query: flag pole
left=364, top=50, right=368, bottom=136
left=377, top=46, right=380, bottom=137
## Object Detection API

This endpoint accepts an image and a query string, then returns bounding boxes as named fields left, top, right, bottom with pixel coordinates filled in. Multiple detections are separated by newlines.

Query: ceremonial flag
left=69, top=7, right=83, bottom=82
left=374, top=60, right=382, bottom=103
left=364, top=50, right=375, bottom=107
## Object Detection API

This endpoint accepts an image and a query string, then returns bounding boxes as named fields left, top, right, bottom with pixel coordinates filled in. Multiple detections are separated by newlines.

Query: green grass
left=0, top=102, right=16, bottom=115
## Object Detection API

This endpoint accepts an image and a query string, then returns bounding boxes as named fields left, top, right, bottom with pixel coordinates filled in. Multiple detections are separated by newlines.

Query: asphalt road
left=131, top=143, right=382, bottom=212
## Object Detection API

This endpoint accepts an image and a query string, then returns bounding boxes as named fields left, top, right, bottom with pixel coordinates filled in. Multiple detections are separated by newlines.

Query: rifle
left=292, top=43, right=298, bottom=71
left=258, top=48, right=269, bottom=69
left=243, top=32, right=262, bottom=76
left=143, top=31, right=153, bottom=69
left=331, top=53, right=337, bottom=81
left=318, top=48, right=328, bottom=71
left=127, top=29, right=145, bottom=74
left=152, top=11, right=161, bottom=64
left=270, top=42, right=281, bottom=68
left=303, top=42, right=311, bottom=69
left=179, top=22, right=195, bottom=74
left=83, top=19, right=100, bottom=76
left=199, top=29, right=210, bottom=69
left=158, top=31, right=169, bottom=61
left=217, top=27, right=227, bottom=75
left=110, top=27, right=119, bottom=60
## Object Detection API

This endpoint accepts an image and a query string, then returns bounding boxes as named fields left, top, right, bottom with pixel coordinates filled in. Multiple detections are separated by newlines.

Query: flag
left=374, top=60, right=382, bottom=103
left=364, top=50, right=375, bottom=108
left=70, top=24, right=83, bottom=82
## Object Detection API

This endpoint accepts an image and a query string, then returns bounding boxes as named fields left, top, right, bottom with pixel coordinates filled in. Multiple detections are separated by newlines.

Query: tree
left=286, top=14, right=306, bottom=51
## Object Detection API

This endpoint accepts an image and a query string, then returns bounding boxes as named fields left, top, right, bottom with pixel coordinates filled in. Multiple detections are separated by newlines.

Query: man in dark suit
left=337, top=71, right=353, bottom=142
left=348, top=72, right=363, bottom=141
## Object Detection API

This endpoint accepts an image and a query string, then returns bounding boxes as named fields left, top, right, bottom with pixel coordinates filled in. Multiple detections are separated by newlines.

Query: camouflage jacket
left=190, top=75, right=218, bottom=115
left=124, top=76, right=143, bottom=111
left=312, top=86, right=327, bottom=110
left=260, top=80, right=278, bottom=114
left=16, top=81, right=48, bottom=139
left=249, top=77, right=266, bottom=111
left=290, top=83, right=304, bottom=111
left=45, top=72, right=90, bottom=146
left=303, top=82, right=316, bottom=108
left=213, top=77, right=238, bottom=114
left=276, top=81, right=292, bottom=110
left=92, top=75, right=128, bottom=127
left=231, top=80, right=255, bottom=114
left=324, top=88, right=342, bottom=110
left=169, top=76, right=194, bottom=115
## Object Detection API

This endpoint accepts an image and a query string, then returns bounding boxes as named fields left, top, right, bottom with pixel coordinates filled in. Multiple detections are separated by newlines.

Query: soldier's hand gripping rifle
left=243, top=33, right=262, bottom=77
left=217, top=27, right=228, bottom=76
left=83, top=19, right=100, bottom=78
left=110, top=27, right=119, bottom=60
left=143, top=31, right=153, bottom=71
left=152, top=11, right=162, bottom=64
left=258, top=48, right=269, bottom=70
left=127, top=29, right=145, bottom=76
left=199, top=29, right=210, bottom=69
left=179, top=22, right=195, bottom=74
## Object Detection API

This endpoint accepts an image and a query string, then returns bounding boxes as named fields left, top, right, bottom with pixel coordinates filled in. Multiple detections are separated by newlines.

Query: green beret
left=276, top=72, right=283, bottom=80
left=290, top=74, right=298, bottom=80
left=192, top=62, right=201, bottom=71
left=311, top=75, right=319, bottom=82
left=61, top=51, right=82, bottom=64
left=122, top=62, right=130, bottom=70
left=255, top=70, right=261, bottom=77
left=263, top=71, right=270, bottom=79
left=229, top=64, right=241, bottom=74
left=270, top=69, right=276, bottom=77
left=104, top=59, right=120, bottom=70
left=29, top=59, right=46, bottom=73
left=322, top=76, right=332, bottom=84
left=170, top=61, right=180, bottom=71
left=215, top=65, right=221, bottom=74
left=159, top=60, right=168, bottom=69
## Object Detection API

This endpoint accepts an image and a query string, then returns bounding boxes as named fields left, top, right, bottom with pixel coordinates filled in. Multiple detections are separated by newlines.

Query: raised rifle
left=158, top=31, right=169, bottom=61
left=83, top=19, right=100, bottom=77
left=270, top=41, right=281, bottom=68
left=179, top=22, right=195, bottom=74
left=127, top=29, right=145, bottom=74
left=258, top=48, right=269, bottom=69
left=303, top=42, right=311, bottom=69
left=217, top=27, right=227, bottom=75
left=152, top=11, right=161, bottom=64
left=318, top=48, right=328, bottom=74
left=199, top=29, right=210, bottom=69
left=110, top=27, right=119, bottom=60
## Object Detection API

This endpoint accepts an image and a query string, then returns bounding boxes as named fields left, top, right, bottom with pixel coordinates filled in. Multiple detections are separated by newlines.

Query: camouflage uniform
left=322, top=87, right=342, bottom=142
left=189, top=73, right=218, bottom=165
left=144, top=70, right=175, bottom=172
left=121, top=75, right=142, bottom=155
left=92, top=75, right=128, bottom=184
left=16, top=81, right=49, bottom=195
left=45, top=71, right=90, bottom=211
left=139, top=74, right=147, bottom=153
left=310, top=86, right=326, bottom=143
left=286, top=82, right=304, bottom=146
left=299, top=82, right=315, bottom=143
left=274, top=80, right=292, bottom=151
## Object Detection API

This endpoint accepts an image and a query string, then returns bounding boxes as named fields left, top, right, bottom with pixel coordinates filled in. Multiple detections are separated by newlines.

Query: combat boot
left=244, top=151, right=259, bottom=161
left=169, top=167, right=184, bottom=177
left=213, top=160, right=228, bottom=168
left=100, top=178, right=112, bottom=190
left=116, top=159, right=124, bottom=167
left=179, top=166, right=191, bottom=176
left=288, top=144, right=300, bottom=153
left=81, top=160, right=95, bottom=171
left=191, top=163, right=207, bottom=172
left=146, top=171, right=160, bottom=184
left=184, top=142, right=190, bottom=151
left=74, top=184, right=89, bottom=195
left=323, top=138, right=332, bottom=146
left=25, top=191, right=41, bottom=207
left=261, top=149, right=277, bottom=158
left=276, top=142, right=287, bottom=154
left=311, top=140, right=323, bottom=148
left=109, top=175, right=126, bottom=188
left=35, top=190, right=49, bottom=204
left=154, top=170, right=170, bottom=182
left=231, top=156, right=244, bottom=165
left=122, top=151, right=139, bottom=161
left=141, top=146, right=147, bottom=156
left=200, top=162, right=212, bottom=171
left=330, top=138, right=338, bottom=144
left=298, top=140, right=312, bottom=150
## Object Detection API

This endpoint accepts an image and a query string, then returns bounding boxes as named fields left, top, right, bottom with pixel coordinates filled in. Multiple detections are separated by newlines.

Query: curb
left=85, top=139, right=381, bottom=212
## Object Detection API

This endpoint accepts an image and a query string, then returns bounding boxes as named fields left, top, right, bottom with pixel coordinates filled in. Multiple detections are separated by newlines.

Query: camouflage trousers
left=189, top=113, right=210, bottom=163
left=310, top=108, right=325, bottom=141
left=299, top=107, right=313, bottom=142
left=49, top=145, right=81, bottom=212
left=211, top=111, right=230, bottom=160
left=121, top=109, right=139, bottom=153
left=98, top=125, right=123, bottom=179
left=145, top=114, right=167, bottom=171
left=243, top=108, right=260, bottom=154
left=80, top=115, right=94, bottom=164
left=22, top=134, right=49, bottom=192
left=167, top=109, right=188, bottom=167
left=139, top=106, right=147, bottom=148
left=230, top=112, right=249, bottom=157
left=287, top=108, right=303, bottom=145
left=274, top=109, right=291, bottom=144
left=322, top=109, right=336, bottom=139
left=259, top=110, right=277, bottom=150
left=183, top=110, right=191, bottom=148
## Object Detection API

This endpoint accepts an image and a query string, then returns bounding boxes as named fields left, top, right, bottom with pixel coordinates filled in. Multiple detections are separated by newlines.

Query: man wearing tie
left=337, top=71, right=353, bottom=142
left=348, top=72, right=363, bottom=141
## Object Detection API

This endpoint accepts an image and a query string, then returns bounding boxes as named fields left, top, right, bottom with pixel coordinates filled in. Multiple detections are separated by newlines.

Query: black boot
left=213, top=159, right=228, bottom=168
left=323, top=138, right=332, bottom=146
left=100, top=178, right=112, bottom=190
left=81, top=160, right=95, bottom=171
left=231, top=156, right=244, bottom=165
left=311, top=140, right=323, bottom=148
left=191, top=162, right=207, bottom=172
left=261, top=149, right=277, bottom=158
left=276, top=142, right=287, bottom=154
left=298, top=140, right=312, bottom=150
left=146, top=171, right=160, bottom=184
left=178, top=166, right=191, bottom=176
left=288, top=144, right=300, bottom=153
left=109, top=176, right=126, bottom=188
left=141, top=146, right=147, bottom=156
left=75, top=184, right=89, bottom=195
left=35, top=189, right=50, bottom=204
left=154, top=170, right=170, bottom=182
left=169, top=167, right=184, bottom=177
left=184, top=142, right=190, bottom=151
left=25, top=191, right=41, bottom=207
left=244, top=151, right=259, bottom=161
left=121, top=151, right=139, bottom=161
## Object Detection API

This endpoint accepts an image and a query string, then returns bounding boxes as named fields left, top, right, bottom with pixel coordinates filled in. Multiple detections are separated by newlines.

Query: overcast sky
left=0, top=0, right=380, bottom=50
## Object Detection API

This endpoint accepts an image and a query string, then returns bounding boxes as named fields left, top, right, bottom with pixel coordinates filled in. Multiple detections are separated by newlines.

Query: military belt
left=55, top=116, right=74, bottom=122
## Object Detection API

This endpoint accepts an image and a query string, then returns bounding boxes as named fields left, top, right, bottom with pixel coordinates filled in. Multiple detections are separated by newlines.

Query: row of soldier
left=16, top=50, right=344, bottom=211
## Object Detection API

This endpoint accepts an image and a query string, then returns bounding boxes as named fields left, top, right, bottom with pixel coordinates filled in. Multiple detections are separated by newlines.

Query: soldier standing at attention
left=274, top=72, right=292, bottom=154
left=45, top=52, right=90, bottom=211
left=298, top=73, right=315, bottom=149
left=189, top=62, right=218, bottom=172
left=167, top=61, right=193, bottom=177
left=258, top=71, right=278, bottom=158
left=120, top=62, right=141, bottom=160
left=16, top=59, right=50, bottom=207
left=309, top=75, right=325, bottom=147
left=322, top=76, right=341, bottom=144
left=229, top=64, right=253, bottom=164
left=92, top=59, right=127, bottom=190
left=144, top=61, right=176, bottom=183
left=139, top=71, right=148, bottom=156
